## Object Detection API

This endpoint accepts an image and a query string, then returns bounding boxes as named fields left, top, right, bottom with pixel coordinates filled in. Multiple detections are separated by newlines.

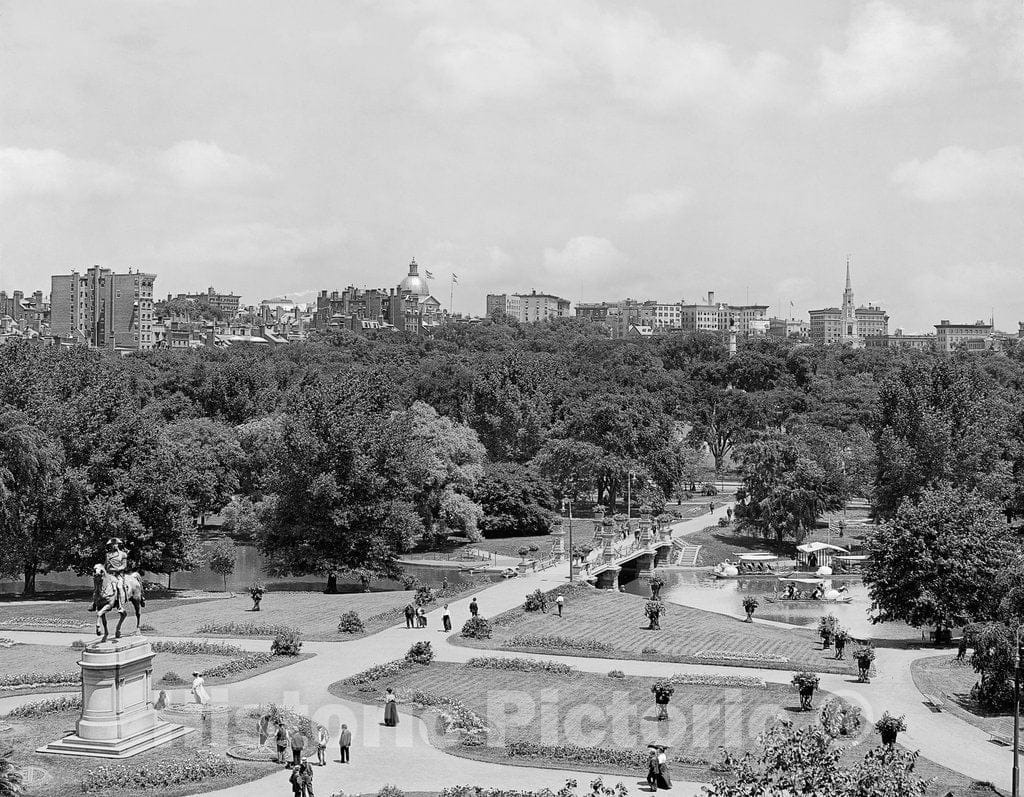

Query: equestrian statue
left=91, top=537, right=146, bottom=641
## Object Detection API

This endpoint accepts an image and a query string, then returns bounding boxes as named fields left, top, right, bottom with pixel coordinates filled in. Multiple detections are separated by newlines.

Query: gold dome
left=399, top=258, right=429, bottom=296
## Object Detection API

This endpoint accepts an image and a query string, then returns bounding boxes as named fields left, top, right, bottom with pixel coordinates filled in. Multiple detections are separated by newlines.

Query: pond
left=0, top=541, right=495, bottom=596
left=623, top=568, right=921, bottom=642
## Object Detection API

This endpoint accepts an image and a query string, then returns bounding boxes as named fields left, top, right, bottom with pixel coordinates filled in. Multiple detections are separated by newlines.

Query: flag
left=452, top=273, right=459, bottom=284
left=425, top=269, right=434, bottom=279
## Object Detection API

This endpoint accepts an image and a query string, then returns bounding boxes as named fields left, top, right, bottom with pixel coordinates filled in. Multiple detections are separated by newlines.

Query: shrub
left=378, top=785, right=405, bottom=797
left=504, top=635, right=613, bottom=653
left=465, top=657, right=572, bottom=674
left=338, top=611, right=365, bottom=634
left=405, top=641, right=434, bottom=665
left=271, top=631, right=302, bottom=657
left=196, top=621, right=293, bottom=637
left=607, top=670, right=625, bottom=678
left=791, top=672, right=820, bottom=690
left=414, top=584, right=434, bottom=607
left=407, top=691, right=487, bottom=744
left=524, top=589, right=549, bottom=612
left=651, top=680, right=675, bottom=700
left=0, top=671, right=79, bottom=688
left=202, top=652, right=273, bottom=678
left=819, top=697, right=862, bottom=738
left=82, top=751, right=236, bottom=792
left=248, top=704, right=325, bottom=746
left=161, top=671, right=187, bottom=684
left=528, top=544, right=539, bottom=552
left=343, top=660, right=410, bottom=685
left=742, top=596, right=759, bottom=613
left=401, top=575, right=420, bottom=590
left=670, top=673, right=765, bottom=688
left=641, top=646, right=659, bottom=655
left=5, top=694, right=81, bottom=718
left=874, top=712, right=907, bottom=735
left=853, top=645, right=876, bottom=663
left=151, top=640, right=245, bottom=656
left=518, top=546, right=530, bottom=558
left=506, top=742, right=706, bottom=772
left=461, top=616, right=492, bottom=639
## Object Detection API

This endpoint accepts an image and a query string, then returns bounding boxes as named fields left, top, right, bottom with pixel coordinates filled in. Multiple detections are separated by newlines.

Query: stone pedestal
left=550, top=520, right=566, bottom=562
left=38, top=637, right=192, bottom=759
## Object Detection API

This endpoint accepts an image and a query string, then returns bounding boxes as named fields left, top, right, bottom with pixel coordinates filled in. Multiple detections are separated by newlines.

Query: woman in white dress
left=191, top=671, right=210, bottom=705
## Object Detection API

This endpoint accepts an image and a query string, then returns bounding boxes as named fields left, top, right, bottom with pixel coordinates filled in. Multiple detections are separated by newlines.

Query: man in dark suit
left=338, top=723, right=352, bottom=763
left=404, top=604, right=415, bottom=629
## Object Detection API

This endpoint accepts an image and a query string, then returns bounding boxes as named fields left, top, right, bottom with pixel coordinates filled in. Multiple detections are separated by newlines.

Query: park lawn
left=4, top=706, right=278, bottom=797
left=0, top=594, right=227, bottom=635
left=0, top=643, right=310, bottom=696
left=910, top=654, right=1009, bottom=738
left=455, top=588, right=855, bottom=675
left=144, top=589, right=416, bottom=640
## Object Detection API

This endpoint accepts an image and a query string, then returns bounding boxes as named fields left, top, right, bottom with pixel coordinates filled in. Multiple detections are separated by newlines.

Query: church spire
left=845, top=256, right=851, bottom=291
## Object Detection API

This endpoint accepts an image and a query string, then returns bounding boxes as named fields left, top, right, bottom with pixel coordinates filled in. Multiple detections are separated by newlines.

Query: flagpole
left=450, top=275, right=454, bottom=317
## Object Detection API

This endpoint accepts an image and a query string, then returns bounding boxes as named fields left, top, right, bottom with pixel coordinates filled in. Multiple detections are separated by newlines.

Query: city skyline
left=2, top=1, right=1022, bottom=331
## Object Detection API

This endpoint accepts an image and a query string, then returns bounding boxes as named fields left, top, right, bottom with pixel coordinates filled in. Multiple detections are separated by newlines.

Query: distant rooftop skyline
left=1, top=0, right=1021, bottom=331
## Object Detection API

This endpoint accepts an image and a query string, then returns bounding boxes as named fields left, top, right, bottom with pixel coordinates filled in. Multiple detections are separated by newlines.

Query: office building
left=50, top=266, right=156, bottom=350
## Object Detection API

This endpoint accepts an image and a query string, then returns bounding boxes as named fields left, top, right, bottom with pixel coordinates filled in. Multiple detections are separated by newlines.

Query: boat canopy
left=738, top=552, right=778, bottom=561
left=834, top=554, right=869, bottom=561
left=779, top=577, right=824, bottom=585
left=796, top=542, right=850, bottom=554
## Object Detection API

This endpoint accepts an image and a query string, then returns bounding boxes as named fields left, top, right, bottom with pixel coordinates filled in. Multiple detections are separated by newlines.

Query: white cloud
left=820, top=2, right=964, bottom=107
left=155, top=141, right=271, bottom=190
left=0, top=147, right=132, bottom=200
left=619, top=187, right=693, bottom=222
left=893, top=145, right=1024, bottom=202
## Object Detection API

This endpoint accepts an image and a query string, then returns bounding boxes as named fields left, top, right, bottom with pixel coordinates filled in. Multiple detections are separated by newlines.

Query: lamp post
left=627, top=470, right=634, bottom=520
left=562, top=498, right=574, bottom=584
left=1015, top=625, right=1022, bottom=797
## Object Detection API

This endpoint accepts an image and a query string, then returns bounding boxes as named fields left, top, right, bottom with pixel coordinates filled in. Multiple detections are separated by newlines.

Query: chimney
left=707, top=291, right=715, bottom=305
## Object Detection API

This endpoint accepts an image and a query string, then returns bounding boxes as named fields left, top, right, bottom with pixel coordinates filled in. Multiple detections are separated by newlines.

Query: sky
left=1, top=0, right=1022, bottom=332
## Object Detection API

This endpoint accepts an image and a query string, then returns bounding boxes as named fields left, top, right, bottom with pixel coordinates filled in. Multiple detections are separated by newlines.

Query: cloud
left=619, top=187, right=693, bottom=222
left=820, top=2, right=964, bottom=107
left=893, top=145, right=1024, bottom=202
left=410, top=2, right=787, bottom=113
left=154, top=141, right=272, bottom=190
left=0, top=147, right=132, bottom=200
left=148, top=222, right=348, bottom=265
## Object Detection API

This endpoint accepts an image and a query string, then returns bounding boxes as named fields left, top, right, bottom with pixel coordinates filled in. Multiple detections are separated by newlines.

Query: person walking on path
left=417, top=606, right=427, bottom=628
left=290, top=727, right=307, bottom=766
left=316, top=725, right=328, bottom=766
left=276, top=724, right=290, bottom=765
left=556, top=594, right=565, bottom=617
left=647, top=746, right=659, bottom=791
left=834, top=631, right=847, bottom=660
left=338, top=723, right=352, bottom=763
left=469, top=598, right=479, bottom=617
left=655, top=745, right=673, bottom=790
left=191, top=671, right=210, bottom=706
left=299, top=758, right=315, bottom=796
left=289, top=765, right=303, bottom=797
left=383, top=687, right=399, bottom=727
left=441, top=604, right=452, bottom=632
left=404, top=604, right=415, bottom=629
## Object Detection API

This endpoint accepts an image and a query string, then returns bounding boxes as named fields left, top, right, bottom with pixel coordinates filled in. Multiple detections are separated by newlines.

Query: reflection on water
left=0, top=542, right=494, bottom=596
left=623, top=569, right=918, bottom=641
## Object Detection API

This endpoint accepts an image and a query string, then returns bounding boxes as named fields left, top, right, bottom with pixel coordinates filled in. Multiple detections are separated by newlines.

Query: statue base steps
left=36, top=721, right=193, bottom=759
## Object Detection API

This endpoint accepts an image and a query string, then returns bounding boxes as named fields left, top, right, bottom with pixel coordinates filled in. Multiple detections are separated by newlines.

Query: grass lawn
left=328, top=660, right=994, bottom=796
left=3, top=706, right=277, bottom=797
left=0, top=594, right=207, bottom=634
left=454, top=587, right=855, bottom=675
left=1, top=643, right=310, bottom=695
left=910, top=654, right=1009, bottom=738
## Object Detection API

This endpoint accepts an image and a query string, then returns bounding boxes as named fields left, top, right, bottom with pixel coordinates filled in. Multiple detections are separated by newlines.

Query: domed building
left=398, top=258, right=430, bottom=297
left=390, top=257, right=443, bottom=333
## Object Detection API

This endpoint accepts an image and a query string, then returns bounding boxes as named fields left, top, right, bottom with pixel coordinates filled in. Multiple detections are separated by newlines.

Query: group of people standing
left=647, top=744, right=673, bottom=791
left=258, top=715, right=352, bottom=796
left=404, top=597, right=478, bottom=632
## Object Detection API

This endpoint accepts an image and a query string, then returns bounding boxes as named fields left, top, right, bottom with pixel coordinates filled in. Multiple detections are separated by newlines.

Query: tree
left=703, top=720, right=926, bottom=797
left=207, top=539, right=236, bottom=592
left=686, top=387, right=763, bottom=476
left=392, top=401, right=487, bottom=543
left=474, top=462, right=556, bottom=538
left=0, top=745, right=23, bottom=797
left=532, top=438, right=603, bottom=502
left=864, top=484, right=1014, bottom=635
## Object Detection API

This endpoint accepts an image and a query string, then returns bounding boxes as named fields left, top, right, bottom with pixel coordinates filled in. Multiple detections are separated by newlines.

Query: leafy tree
left=864, top=484, right=1014, bottom=635
left=965, top=621, right=1015, bottom=710
left=207, top=539, right=236, bottom=592
left=221, top=496, right=263, bottom=540
left=474, top=462, right=556, bottom=538
left=532, top=438, right=603, bottom=502
left=686, top=386, right=763, bottom=475
left=0, top=745, right=23, bottom=797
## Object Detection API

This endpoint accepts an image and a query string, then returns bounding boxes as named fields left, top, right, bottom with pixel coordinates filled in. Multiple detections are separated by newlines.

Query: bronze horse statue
left=91, top=564, right=146, bottom=641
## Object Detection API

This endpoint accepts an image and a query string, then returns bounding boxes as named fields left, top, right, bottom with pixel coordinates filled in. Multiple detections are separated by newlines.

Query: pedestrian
left=556, top=594, right=565, bottom=617
left=834, top=632, right=847, bottom=661
left=338, top=723, right=352, bottom=763
left=469, top=598, right=478, bottom=617
left=956, top=635, right=968, bottom=663
left=383, top=687, right=399, bottom=727
left=655, top=745, right=673, bottom=790
left=276, top=723, right=290, bottom=765
left=442, top=604, right=452, bottom=632
left=404, top=603, right=415, bottom=629
left=299, top=758, right=315, bottom=797
left=417, top=605, right=427, bottom=628
left=289, top=765, right=303, bottom=797
left=316, top=724, right=328, bottom=766
left=191, top=671, right=209, bottom=706
left=646, top=746, right=659, bottom=791
left=290, top=726, right=306, bottom=767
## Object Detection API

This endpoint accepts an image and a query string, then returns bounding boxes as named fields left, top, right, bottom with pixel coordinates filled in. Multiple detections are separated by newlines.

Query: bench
left=922, top=693, right=944, bottom=710
left=989, top=732, right=1021, bottom=750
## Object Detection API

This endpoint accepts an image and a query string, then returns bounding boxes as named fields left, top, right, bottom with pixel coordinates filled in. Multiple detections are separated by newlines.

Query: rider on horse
left=105, top=537, right=129, bottom=611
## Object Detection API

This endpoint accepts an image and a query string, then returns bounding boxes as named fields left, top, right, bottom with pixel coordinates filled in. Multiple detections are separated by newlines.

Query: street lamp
left=1014, top=625, right=1023, bottom=797
left=562, top=498, right=574, bottom=584
left=626, top=470, right=635, bottom=520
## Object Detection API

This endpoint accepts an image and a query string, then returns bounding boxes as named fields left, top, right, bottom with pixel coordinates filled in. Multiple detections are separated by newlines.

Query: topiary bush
left=270, top=631, right=302, bottom=657
left=338, top=611, right=365, bottom=634
left=524, top=589, right=548, bottom=612
left=461, top=616, right=492, bottom=639
left=405, top=640, right=434, bottom=665
left=161, top=671, right=187, bottom=684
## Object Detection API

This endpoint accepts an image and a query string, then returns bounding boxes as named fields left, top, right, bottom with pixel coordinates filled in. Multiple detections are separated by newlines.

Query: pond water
left=623, top=569, right=921, bottom=642
left=0, top=542, right=495, bottom=596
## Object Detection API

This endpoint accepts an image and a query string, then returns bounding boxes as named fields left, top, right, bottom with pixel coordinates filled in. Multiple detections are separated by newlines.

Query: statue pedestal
left=37, top=636, right=192, bottom=758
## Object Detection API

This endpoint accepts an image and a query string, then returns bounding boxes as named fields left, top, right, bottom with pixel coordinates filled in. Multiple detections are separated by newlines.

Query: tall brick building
left=50, top=266, right=156, bottom=350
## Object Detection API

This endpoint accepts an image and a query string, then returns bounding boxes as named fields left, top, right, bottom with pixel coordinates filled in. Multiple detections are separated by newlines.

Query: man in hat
left=105, top=538, right=129, bottom=610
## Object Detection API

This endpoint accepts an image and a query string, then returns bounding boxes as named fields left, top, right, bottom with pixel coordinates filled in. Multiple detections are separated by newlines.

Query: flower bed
left=694, top=650, right=789, bottom=664
left=151, top=640, right=246, bottom=656
left=503, top=635, right=615, bottom=653
left=0, top=616, right=86, bottom=629
left=195, top=621, right=295, bottom=637
left=200, top=652, right=273, bottom=679
left=409, top=690, right=488, bottom=745
left=0, top=638, right=14, bottom=648
left=82, top=751, right=236, bottom=792
left=506, top=741, right=708, bottom=770
left=0, top=671, right=80, bottom=690
left=342, top=659, right=411, bottom=685
left=669, top=673, right=765, bottom=688
left=4, top=695, right=82, bottom=718
left=465, top=657, right=573, bottom=675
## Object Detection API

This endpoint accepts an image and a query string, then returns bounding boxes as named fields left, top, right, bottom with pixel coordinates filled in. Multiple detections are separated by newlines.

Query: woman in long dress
left=646, top=747, right=659, bottom=791
left=655, top=746, right=672, bottom=790
left=383, top=687, right=399, bottom=727
left=191, top=671, right=210, bottom=705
